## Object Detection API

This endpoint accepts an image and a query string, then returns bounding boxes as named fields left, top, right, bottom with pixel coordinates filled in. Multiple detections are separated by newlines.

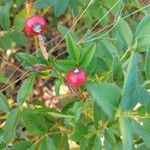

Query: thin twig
left=53, top=3, right=150, bottom=58
left=48, top=0, right=94, bottom=54
left=80, top=0, right=122, bottom=42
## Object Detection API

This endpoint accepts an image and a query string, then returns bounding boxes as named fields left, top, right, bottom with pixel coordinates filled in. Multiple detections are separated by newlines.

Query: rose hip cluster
left=24, top=16, right=87, bottom=87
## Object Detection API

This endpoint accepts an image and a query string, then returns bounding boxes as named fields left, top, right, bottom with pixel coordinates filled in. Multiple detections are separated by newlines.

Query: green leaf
left=54, top=79, right=63, bottom=95
left=50, top=134, right=62, bottom=149
left=48, top=111, right=74, bottom=118
left=96, top=40, right=118, bottom=62
left=145, top=45, right=150, bottom=80
left=4, top=108, right=20, bottom=143
left=57, top=135, right=69, bottom=150
left=63, top=101, right=81, bottom=121
left=12, top=141, right=34, bottom=150
left=136, top=144, right=148, bottom=150
left=27, top=145, right=35, bottom=150
left=14, top=19, right=25, bottom=31
left=55, top=59, right=75, bottom=72
left=79, top=138, right=90, bottom=150
left=36, top=50, right=52, bottom=66
left=15, top=0, right=24, bottom=8
left=79, top=43, right=96, bottom=67
left=14, top=8, right=27, bottom=31
left=79, top=136, right=97, bottom=150
left=0, top=7, right=4, bottom=22
left=112, top=56, right=123, bottom=82
left=92, top=135, right=102, bottom=150
left=87, top=57, right=109, bottom=75
left=70, top=122, right=88, bottom=142
left=137, top=106, right=146, bottom=117
left=35, top=0, right=50, bottom=9
left=57, top=24, right=78, bottom=41
left=137, top=85, right=150, bottom=112
left=93, top=101, right=106, bottom=122
left=0, top=73, right=10, bottom=84
left=0, top=33, right=12, bottom=50
left=0, top=142, right=6, bottom=150
left=35, top=0, right=56, bottom=9
left=87, top=83, right=121, bottom=119
left=119, top=114, right=133, bottom=150
left=16, top=52, right=39, bottom=67
left=70, top=0, right=78, bottom=16
left=136, top=15, right=150, bottom=51
left=57, top=24, right=68, bottom=36
left=10, top=32, right=28, bottom=47
left=66, top=34, right=80, bottom=61
left=132, top=119, right=150, bottom=148
left=22, top=108, right=49, bottom=135
left=115, top=18, right=133, bottom=50
left=136, top=15, right=150, bottom=38
left=103, top=0, right=123, bottom=15
left=0, top=4, right=10, bottom=30
left=47, top=0, right=56, bottom=5
left=121, top=52, right=138, bottom=110
left=17, top=74, right=35, bottom=105
left=0, top=92, right=10, bottom=113
left=105, top=128, right=117, bottom=149
left=40, top=137, right=56, bottom=150
left=135, top=37, right=150, bottom=52
left=143, top=120, right=150, bottom=133
left=36, top=108, right=71, bottom=118
left=54, top=0, right=68, bottom=17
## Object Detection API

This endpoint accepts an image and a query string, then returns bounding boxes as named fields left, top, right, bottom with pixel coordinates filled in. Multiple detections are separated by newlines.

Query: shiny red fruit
left=24, top=16, right=47, bottom=36
left=66, top=68, right=87, bottom=86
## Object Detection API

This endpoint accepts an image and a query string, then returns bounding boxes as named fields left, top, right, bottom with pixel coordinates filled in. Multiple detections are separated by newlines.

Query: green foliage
left=121, top=52, right=139, bottom=110
left=119, top=113, right=133, bottom=150
left=12, top=141, right=34, bottom=150
left=35, top=0, right=55, bottom=10
left=54, top=0, right=69, bottom=17
left=54, top=59, right=75, bottom=72
left=17, top=74, right=35, bottom=105
left=22, top=108, right=49, bottom=135
left=0, top=33, right=12, bottom=50
left=0, top=92, right=10, bottom=113
left=9, top=32, right=28, bottom=47
left=132, top=119, right=150, bottom=148
left=4, top=108, right=20, bottom=143
left=0, top=4, right=10, bottom=30
left=0, top=0, right=150, bottom=149
left=66, top=34, right=81, bottom=62
left=39, top=137, right=56, bottom=150
left=79, top=43, right=96, bottom=67
left=16, top=52, right=39, bottom=67
left=54, top=79, right=63, bottom=95
left=115, top=18, right=133, bottom=50
left=70, top=0, right=78, bottom=16
left=136, top=15, right=150, bottom=51
left=57, top=24, right=78, bottom=41
left=87, top=83, right=121, bottom=120
left=70, top=122, right=88, bottom=142
left=112, top=56, right=123, bottom=82
left=145, top=45, right=150, bottom=80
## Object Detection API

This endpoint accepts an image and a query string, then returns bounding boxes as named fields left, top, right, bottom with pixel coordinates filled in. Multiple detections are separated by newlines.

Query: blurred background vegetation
left=0, top=0, right=149, bottom=98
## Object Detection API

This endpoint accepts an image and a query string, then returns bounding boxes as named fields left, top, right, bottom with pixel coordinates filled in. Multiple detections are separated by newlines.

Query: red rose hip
left=66, top=68, right=87, bottom=86
left=24, top=15, right=47, bottom=36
